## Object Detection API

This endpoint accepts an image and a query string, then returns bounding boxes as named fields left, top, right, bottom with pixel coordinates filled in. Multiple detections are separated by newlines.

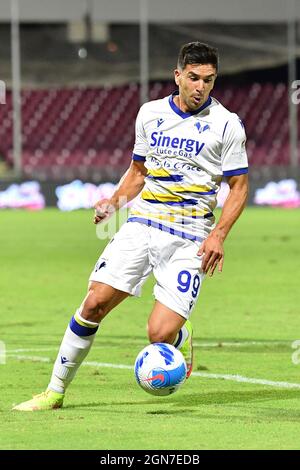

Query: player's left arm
left=198, top=173, right=249, bottom=276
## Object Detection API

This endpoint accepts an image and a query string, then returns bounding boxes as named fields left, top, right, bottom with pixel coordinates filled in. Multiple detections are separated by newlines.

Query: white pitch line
left=6, top=340, right=293, bottom=354
left=9, top=354, right=300, bottom=390
left=7, top=348, right=57, bottom=353
left=8, top=354, right=50, bottom=363
left=191, top=372, right=300, bottom=389
left=194, top=341, right=292, bottom=348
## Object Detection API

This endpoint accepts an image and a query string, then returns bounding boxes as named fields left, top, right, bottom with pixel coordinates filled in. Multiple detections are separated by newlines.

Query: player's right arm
left=94, top=104, right=148, bottom=224
left=94, top=159, right=147, bottom=224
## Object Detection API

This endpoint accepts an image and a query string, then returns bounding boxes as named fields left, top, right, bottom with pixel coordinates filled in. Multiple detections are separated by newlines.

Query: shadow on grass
left=171, top=389, right=300, bottom=406
left=65, top=388, right=300, bottom=412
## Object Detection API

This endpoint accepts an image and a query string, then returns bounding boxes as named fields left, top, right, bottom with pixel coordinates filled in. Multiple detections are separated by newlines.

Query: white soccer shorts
left=89, top=221, right=205, bottom=319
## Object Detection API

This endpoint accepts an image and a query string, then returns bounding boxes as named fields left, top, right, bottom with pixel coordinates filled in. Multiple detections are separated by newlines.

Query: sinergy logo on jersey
left=150, top=131, right=205, bottom=158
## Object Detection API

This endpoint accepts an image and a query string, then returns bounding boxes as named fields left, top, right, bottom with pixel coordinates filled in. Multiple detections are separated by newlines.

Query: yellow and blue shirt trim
left=127, top=216, right=211, bottom=241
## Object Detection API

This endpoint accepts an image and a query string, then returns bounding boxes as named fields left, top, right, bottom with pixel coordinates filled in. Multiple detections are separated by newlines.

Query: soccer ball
left=134, top=343, right=187, bottom=396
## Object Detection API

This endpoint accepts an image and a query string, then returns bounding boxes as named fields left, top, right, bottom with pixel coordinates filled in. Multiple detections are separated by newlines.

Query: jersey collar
left=168, top=91, right=212, bottom=119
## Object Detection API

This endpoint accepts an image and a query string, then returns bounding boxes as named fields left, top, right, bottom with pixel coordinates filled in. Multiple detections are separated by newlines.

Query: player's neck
left=173, top=94, right=190, bottom=113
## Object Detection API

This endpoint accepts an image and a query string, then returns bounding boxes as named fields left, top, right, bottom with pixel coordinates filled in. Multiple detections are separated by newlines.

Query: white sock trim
left=75, top=309, right=99, bottom=327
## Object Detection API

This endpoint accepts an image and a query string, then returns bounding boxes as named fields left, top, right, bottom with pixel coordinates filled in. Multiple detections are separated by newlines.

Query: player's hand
left=93, top=199, right=115, bottom=224
left=197, top=232, right=224, bottom=277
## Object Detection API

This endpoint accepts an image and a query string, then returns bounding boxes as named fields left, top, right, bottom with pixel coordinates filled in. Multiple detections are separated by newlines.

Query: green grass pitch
left=0, top=207, right=300, bottom=450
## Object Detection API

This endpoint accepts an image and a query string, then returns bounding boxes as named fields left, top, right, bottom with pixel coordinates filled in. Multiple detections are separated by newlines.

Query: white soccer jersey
left=128, top=92, right=248, bottom=241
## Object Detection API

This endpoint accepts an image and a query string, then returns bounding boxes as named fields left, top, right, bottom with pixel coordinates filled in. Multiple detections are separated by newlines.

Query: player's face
left=174, top=63, right=217, bottom=112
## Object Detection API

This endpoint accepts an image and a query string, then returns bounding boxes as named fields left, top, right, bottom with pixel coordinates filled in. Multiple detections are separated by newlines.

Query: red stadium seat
left=0, top=82, right=297, bottom=179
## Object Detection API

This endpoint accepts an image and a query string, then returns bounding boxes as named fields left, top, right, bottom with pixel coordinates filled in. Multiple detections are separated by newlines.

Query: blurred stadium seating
left=0, top=14, right=299, bottom=185
left=0, top=81, right=295, bottom=181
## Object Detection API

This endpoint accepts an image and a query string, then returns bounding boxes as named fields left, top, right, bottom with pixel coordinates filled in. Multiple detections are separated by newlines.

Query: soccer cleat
left=12, top=389, right=64, bottom=411
left=179, top=319, right=193, bottom=378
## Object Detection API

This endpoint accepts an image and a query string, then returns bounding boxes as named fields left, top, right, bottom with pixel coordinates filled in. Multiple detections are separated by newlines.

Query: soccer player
left=13, top=41, right=248, bottom=411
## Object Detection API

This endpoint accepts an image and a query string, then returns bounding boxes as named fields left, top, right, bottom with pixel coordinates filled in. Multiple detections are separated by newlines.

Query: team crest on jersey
left=194, top=122, right=210, bottom=134
left=94, top=260, right=106, bottom=272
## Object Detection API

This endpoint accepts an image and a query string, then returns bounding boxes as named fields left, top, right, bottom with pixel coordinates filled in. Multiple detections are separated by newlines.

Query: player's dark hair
left=177, top=42, right=219, bottom=72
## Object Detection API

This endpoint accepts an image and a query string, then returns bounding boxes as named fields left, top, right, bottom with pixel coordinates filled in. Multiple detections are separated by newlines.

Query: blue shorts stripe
left=69, top=316, right=99, bottom=337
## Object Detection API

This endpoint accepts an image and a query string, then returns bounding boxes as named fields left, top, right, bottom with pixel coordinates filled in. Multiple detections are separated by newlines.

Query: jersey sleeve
left=132, top=105, right=148, bottom=162
left=221, top=116, right=248, bottom=176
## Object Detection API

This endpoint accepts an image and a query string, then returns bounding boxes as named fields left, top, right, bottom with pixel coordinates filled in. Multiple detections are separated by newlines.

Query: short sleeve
left=221, top=117, right=248, bottom=176
left=132, top=105, right=148, bottom=162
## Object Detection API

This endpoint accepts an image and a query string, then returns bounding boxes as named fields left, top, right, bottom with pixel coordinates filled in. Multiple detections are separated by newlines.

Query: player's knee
left=147, top=325, right=171, bottom=344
